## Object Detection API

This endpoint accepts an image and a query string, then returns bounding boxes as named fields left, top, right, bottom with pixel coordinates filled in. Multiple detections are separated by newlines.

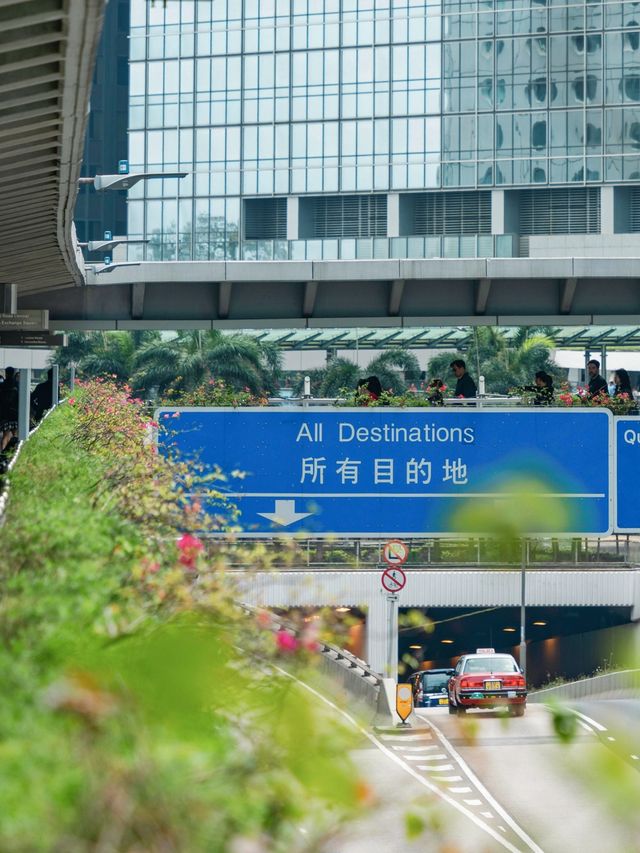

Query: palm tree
left=131, top=330, right=269, bottom=397
left=364, top=350, right=421, bottom=394
left=426, top=327, right=564, bottom=395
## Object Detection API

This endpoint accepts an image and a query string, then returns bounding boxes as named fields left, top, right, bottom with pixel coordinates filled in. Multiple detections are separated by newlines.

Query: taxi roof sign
left=476, top=647, right=495, bottom=654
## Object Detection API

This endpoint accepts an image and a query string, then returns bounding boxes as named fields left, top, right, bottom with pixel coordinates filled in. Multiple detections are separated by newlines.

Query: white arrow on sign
left=257, top=500, right=313, bottom=527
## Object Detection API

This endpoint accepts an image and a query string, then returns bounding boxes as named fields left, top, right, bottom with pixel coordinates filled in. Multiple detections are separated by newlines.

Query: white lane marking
left=423, top=714, right=545, bottom=853
left=571, top=709, right=607, bottom=732
left=404, top=754, right=449, bottom=763
left=607, top=736, right=616, bottom=742
left=394, top=745, right=440, bottom=752
left=631, top=755, right=639, bottom=760
left=413, top=753, right=447, bottom=761
left=464, top=799, right=483, bottom=806
left=418, top=762, right=455, bottom=771
left=481, top=812, right=494, bottom=819
left=275, top=670, right=527, bottom=853
left=449, top=786, right=473, bottom=794
left=380, top=733, right=432, bottom=741
left=577, top=721, right=594, bottom=733
left=499, top=826, right=507, bottom=833
left=438, top=775, right=464, bottom=782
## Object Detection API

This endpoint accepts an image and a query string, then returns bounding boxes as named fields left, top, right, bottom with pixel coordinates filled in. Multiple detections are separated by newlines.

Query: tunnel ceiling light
left=441, top=639, right=454, bottom=644
left=503, top=627, right=517, bottom=632
left=532, top=620, right=547, bottom=626
left=409, top=644, right=422, bottom=650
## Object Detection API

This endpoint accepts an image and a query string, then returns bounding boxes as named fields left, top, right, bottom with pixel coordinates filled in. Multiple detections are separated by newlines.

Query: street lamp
left=78, top=237, right=150, bottom=253
left=79, top=171, right=188, bottom=191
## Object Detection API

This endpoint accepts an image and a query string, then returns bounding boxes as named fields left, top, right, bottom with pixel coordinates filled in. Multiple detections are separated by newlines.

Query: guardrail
left=239, top=603, right=395, bottom=725
left=529, top=669, right=640, bottom=702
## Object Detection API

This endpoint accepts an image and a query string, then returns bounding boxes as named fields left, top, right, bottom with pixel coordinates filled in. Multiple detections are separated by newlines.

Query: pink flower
left=256, top=609, right=272, bottom=629
left=68, top=397, right=75, bottom=405
left=177, top=533, right=203, bottom=569
left=275, top=630, right=298, bottom=653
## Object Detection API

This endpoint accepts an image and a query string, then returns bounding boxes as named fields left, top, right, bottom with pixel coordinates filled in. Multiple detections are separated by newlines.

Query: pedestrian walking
left=450, top=359, right=477, bottom=399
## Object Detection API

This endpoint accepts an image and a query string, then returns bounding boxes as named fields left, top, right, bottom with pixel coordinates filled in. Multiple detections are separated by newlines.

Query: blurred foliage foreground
left=0, top=380, right=365, bottom=853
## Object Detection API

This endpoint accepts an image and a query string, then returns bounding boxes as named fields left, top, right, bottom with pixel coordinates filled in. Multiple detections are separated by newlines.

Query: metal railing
left=220, top=535, right=639, bottom=570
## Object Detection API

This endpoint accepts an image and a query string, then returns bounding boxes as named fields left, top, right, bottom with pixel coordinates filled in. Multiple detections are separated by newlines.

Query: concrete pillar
left=366, top=593, right=393, bottom=676
left=387, top=192, right=400, bottom=238
left=491, top=190, right=505, bottom=234
left=492, top=189, right=520, bottom=235
left=601, top=185, right=615, bottom=236
left=286, top=196, right=299, bottom=241
left=51, top=364, right=59, bottom=407
left=0, top=283, right=16, bottom=314
left=18, top=367, right=31, bottom=441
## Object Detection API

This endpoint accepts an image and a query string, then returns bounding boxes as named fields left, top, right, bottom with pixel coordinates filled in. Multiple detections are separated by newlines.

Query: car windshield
left=422, top=673, right=449, bottom=692
left=463, top=657, right=518, bottom=674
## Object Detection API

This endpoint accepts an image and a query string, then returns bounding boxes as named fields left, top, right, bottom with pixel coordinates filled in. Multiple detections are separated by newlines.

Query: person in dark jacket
left=450, top=359, right=477, bottom=398
left=612, top=368, right=638, bottom=413
left=523, top=370, right=554, bottom=405
left=31, top=367, right=54, bottom=423
left=587, top=359, right=608, bottom=399
left=0, top=367, right=19, bottom=451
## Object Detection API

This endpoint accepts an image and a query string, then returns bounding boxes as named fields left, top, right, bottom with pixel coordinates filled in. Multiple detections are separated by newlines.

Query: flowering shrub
left=162, top=378, right=268, bottom=408
left=0, top=381, right=366, bottom=851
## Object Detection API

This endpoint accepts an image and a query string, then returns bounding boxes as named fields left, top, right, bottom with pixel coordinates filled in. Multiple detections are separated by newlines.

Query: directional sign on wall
left=156, top=407, right=612, bottom=537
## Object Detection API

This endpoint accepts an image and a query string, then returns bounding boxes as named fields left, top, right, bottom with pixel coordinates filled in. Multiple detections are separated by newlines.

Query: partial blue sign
left=615, top=418, right=640, bottom=532
left=156, top=408, right=612, bottom=537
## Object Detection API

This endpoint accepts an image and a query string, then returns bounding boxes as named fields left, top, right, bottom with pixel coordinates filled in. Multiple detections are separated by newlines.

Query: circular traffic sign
left=382, top=539, right=409, bottom=566
left=381, top=566, right=407, bottom=593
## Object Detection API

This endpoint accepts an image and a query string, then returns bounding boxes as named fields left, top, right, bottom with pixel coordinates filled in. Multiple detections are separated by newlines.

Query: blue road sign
left=156, top=407, right=612, bottom=537
left=615, top=418, right=640, bottom=532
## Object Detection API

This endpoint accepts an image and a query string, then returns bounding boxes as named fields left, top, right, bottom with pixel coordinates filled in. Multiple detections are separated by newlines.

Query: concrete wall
left=528, top=234, right=640, bottom=257
left=523, top=621, right=640, bottom=687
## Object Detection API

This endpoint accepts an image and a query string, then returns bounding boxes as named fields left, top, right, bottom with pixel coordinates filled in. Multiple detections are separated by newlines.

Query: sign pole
left=520, top=538, right=527, bottom=680
left=387, top=592, right=399, bottom=683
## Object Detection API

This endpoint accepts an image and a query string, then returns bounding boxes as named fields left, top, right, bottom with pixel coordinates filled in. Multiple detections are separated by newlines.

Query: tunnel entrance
left=399, top=605, right=634, bottom=688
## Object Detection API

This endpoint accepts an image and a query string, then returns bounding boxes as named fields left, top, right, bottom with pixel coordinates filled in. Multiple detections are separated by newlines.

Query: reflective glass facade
left=127, top=0, right=640, bottom=260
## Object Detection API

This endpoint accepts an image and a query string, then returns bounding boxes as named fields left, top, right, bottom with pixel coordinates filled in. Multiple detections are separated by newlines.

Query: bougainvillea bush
left=0, top=380, right=364, bottom=852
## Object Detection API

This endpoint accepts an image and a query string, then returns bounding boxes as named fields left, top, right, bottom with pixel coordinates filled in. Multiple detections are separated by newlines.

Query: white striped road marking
left=393, top=745, right=439, bottom=752
left=577, top=721, right=593, bottom=733
left=416, top=754, right=448, bottom=761
left=499, top=826, right=507, bottom=833
left=631, top=755, right=639, bottom=760
left=481, top=812, right=494, bottom=819
left=464, top=799, right=483, bottom=806
left=417, top=762, right=454, bottom=771
left=449, top=787, right=473, bottom=794
left=380, top=733, right=432, bottom=741
left=424, top=715, right=545, bottom=853
left=572, top=709, right=607, bottom=732
left=277, top=670, right=535, bottom=853
left=437, top=775, right=464, bottom=782
left=607, top=736, right=616, bottom=742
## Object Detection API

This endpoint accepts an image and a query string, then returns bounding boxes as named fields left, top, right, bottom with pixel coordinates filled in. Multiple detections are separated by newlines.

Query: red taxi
left=447, top=649, right=527, bottom=716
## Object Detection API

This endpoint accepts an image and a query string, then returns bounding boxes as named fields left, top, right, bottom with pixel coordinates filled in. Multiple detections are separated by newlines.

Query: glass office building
left=127, top=0, right=640, bottom=261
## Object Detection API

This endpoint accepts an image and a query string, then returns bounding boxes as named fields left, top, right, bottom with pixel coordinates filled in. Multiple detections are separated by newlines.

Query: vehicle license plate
left=438, top=697, right=448, bottom=705
left=484, top=680, right=501, bottom=690
left=507, top=691, right=516, bottom=699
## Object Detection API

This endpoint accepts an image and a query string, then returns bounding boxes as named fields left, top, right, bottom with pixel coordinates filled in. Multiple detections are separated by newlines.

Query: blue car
left=410, top=668, right=455, bottom=708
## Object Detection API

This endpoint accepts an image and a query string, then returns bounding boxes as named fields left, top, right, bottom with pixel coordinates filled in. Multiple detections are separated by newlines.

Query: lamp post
left=78, top=170, right=188, bottom=192
left=520, top=538, right=527, bottom=679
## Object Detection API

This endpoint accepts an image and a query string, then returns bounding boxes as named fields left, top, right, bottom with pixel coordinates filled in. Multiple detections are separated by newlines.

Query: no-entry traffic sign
left=381, top=566, right=407, bottom=593
left=383, top=539, right=409, bottom=566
